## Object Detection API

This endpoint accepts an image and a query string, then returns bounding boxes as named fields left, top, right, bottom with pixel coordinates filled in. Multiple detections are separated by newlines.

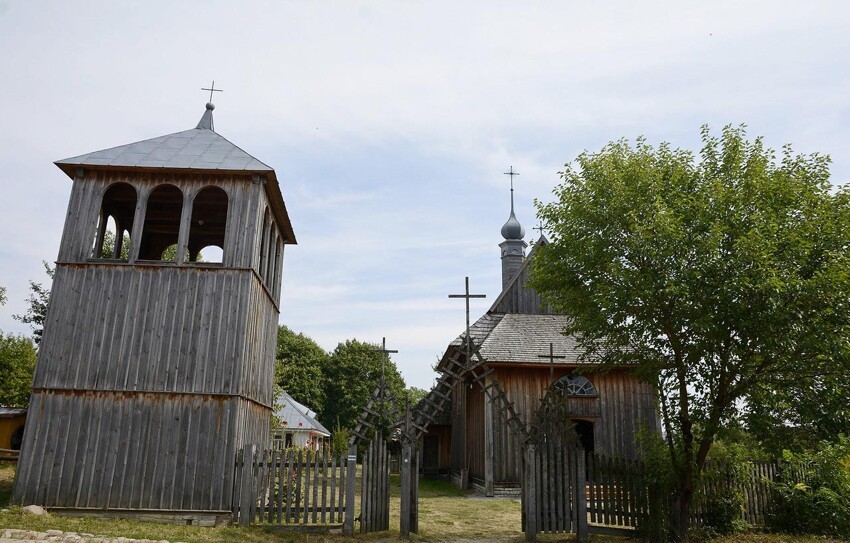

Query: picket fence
left=231, top=446, right=349, bottom=526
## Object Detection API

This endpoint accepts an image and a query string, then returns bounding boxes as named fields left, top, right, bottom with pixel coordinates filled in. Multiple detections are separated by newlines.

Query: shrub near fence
left=232, top=446, right=349, bottom=526
left=587, top=452, right=797, bottom=536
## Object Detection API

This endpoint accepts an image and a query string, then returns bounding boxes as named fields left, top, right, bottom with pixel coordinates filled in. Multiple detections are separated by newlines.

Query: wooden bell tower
left=13, top=101, right=296, bottom=524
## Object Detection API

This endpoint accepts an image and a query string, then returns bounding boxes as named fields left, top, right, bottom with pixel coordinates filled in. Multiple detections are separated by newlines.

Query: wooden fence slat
left=285, top=450, right=294, bottom=523
left=320, top=447, right=328, bottom=524
left=294, top=449, right=303, bottom=522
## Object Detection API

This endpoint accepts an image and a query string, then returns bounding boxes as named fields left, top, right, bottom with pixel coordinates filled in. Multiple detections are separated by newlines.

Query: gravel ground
left=0, top=529, right=183, bottom=543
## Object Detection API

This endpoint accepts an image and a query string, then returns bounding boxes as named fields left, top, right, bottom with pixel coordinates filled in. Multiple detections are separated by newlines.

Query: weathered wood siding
left=31, top=265, right=276, bottom=406
left=16, top=392, right=266, bottom=510
left=490, top=261, right=554, bottom=315
left=485, top=367, right=657, bottom=483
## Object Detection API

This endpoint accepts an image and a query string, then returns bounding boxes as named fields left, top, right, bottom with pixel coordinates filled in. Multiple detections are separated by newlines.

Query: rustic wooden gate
left=345, top=354, right=401, bottom=536
left=359, top=431, right=390, bottom=532
left=523, top=387, right=588, bottom=542
left=232, top=445, right=350, bottom=526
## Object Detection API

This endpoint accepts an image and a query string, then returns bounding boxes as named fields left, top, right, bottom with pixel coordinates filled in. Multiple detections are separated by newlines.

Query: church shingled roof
left=446, top=313, right=583, bottom=365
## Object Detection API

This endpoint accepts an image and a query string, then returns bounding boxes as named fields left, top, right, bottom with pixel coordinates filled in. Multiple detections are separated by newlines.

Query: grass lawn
left=0, top=463, right=845, bottom=543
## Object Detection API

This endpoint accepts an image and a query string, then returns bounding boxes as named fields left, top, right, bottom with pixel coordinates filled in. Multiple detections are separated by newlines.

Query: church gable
left=490, top=236, right=553, bottom=315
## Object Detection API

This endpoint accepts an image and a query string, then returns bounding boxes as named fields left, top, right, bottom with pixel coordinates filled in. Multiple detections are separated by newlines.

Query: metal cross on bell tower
left=201, top=80, right=224, bottom=104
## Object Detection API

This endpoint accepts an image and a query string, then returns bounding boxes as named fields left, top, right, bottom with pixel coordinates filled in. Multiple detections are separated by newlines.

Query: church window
left=188, top=186, right=228, bottom=263
left=555, top=375, right=598, bottom=397
left=92, top=182, right=136, bottom=260
left=139, top=184, right=184, bottom=261
left=259, top=209, right=270, bottom=280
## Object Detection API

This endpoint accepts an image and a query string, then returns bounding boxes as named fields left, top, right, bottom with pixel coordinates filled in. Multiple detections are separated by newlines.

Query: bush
left=766, top=436, right=850, bottom=538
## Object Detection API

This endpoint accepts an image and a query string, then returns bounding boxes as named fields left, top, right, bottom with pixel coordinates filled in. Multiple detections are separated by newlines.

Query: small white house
left=272, top=392, right=331, bottom=450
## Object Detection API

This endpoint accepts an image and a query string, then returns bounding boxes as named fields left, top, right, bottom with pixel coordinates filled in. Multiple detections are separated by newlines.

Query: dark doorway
left=573, top=419, right=594, bottom=453
left=423, top=436, right=439, bottom=477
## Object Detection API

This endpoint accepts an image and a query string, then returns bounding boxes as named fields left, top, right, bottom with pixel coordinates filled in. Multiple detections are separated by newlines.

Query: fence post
left=343, top=444, right=358, bottom=536
left=239, top=444, right=257, bottom=526
left=400, top=438, right=412, bottom=539
left=576, top=448, right=588, bottom=543
left=525, top=442, right=538, bottom=542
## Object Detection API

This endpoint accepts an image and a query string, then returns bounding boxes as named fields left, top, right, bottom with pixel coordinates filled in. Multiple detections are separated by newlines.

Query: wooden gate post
left=576, top=449, right=588, bottom=543
left=524, top=442, right=538, bottom=542
left=343, top=444, right=357, bottom=536
left=239, top=444, right=257, bottom=526
left=400, top=438, right=412, bottom=539
left=411, top=442, right=419, bottom=534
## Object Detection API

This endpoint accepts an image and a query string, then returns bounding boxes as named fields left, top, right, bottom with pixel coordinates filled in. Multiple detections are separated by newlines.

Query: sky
left=0, top=1, right=848, bottom=390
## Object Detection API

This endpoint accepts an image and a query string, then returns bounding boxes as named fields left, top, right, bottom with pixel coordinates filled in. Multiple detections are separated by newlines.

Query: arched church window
left=555, top=375, right=598, bottom=397
left=92, top=182, right=136, bottom=260
left=259, top=208, right=270, bottom=279
left=139, top=184, right=183, bottom=261
left=188, top=186, right=228, bottom=264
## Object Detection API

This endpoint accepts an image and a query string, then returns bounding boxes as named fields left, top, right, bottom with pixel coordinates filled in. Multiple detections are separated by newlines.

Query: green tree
left=746, top=372, right=850, bottom=454
left=0, top=332, right=37, bottom=407
left=406, top=386, right=429, bottom=407
left=274, top=325, right=328, bottom=414
left=0, top=286, right=6, bottom=305
left=321, top=339, right=406, bottom=431
left=530, top=125, right=850, bottom=541
left=13, top=262, right=54, bottom=344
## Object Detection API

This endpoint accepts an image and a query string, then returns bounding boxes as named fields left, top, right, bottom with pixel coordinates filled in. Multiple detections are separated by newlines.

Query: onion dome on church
left=501, top=208, right=525, bottom=240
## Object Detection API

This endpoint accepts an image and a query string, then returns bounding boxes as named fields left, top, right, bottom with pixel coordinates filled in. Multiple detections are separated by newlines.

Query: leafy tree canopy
left=0, top=286, right=6, bottom=305
left=320, top=339, right=406, bottom=431
left=530, top=125, right=850, bottom=540
left=0, top=332, right=36, bottom=407
left=13, top=262, right=54, bottom=344
left=274, top=325, right=329, bottom=414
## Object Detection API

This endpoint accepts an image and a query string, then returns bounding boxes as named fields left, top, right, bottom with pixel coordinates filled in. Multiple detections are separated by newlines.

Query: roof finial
left=504, top=166, right=519, bottom=213
left=201, top=80, right=224, bottom=106
left=500, top=166, right=525, bottom=240
left=196, top=81, right=223, bottom=131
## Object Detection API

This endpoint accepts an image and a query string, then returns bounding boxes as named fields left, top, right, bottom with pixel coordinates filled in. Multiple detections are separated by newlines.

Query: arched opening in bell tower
left=188, top=186, right=228, bottom=263
left=92, top=182, right=137, bottom=260
left=139, top=184, right=183, bottom=261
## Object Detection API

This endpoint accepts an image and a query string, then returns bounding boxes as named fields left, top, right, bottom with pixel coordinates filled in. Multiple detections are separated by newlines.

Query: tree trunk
left=671, top=478, right=694, bottom=543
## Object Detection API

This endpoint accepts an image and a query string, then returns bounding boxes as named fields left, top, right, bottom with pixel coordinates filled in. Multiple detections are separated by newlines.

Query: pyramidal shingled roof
left=53, top=103, right=297, bottom=244
left=55, top=104, right=272, bottom=173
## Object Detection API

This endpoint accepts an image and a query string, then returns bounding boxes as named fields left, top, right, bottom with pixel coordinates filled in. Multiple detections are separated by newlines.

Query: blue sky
left=1, top=1, right=848, bottom=389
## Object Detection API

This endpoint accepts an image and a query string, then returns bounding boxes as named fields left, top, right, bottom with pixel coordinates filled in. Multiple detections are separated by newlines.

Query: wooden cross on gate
left=538, top=342, right=566, bottom=381
left=201, top=80, right=223, bottom=103
left=371, top=337, right=398, bottom=416
left=448, top=277, right=486, bottom=365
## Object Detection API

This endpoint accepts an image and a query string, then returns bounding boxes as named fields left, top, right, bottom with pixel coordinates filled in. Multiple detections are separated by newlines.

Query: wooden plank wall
left=31, top=266, right=275, bottom=406
left=490, top=260, right=555, bottom=315
left=14, top=392, right=267, bottom=511
left=487, top=367, right=657, bottom=483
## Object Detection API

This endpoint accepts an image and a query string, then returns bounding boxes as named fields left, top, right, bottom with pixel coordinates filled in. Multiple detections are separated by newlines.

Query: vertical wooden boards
left=343, top=445, right=357, bottom=535
left=359, top=434, right=390, bottom=534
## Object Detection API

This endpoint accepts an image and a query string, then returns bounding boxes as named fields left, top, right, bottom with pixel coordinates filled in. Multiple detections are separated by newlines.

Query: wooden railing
left=0, top=448, right=20, bottom=462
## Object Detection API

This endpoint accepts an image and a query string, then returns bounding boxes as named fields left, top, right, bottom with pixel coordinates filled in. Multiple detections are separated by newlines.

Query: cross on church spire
left=503, top=166, right=520, bottom=191
left=201, top=81, right=223, bottom=104
left=533, top=221, right=545, bottom=237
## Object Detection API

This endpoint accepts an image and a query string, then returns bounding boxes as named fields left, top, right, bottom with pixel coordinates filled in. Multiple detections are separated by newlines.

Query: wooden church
left=435, top=181, right=658, bottom=496
left=13, top=100, right=295, bottom=524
